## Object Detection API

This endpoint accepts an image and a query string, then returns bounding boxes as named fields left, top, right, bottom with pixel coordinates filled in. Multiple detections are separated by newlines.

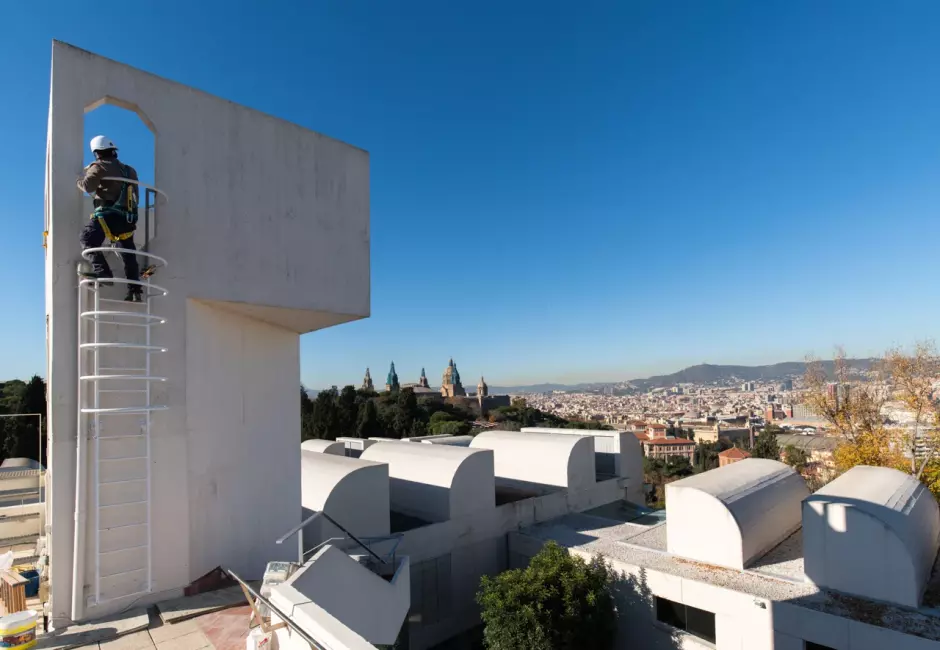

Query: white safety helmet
left=89, top=135, right=117, bottom=153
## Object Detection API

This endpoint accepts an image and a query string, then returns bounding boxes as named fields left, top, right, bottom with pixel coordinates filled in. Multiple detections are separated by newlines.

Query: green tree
left=312, top=388, right=339, bottom=440
left=477, top=541, right=616, bottom=650
left=356, top=399, right=382, bottom=439
left=301, top=386, right=316, bottom=441
left=430, top=420, right=472, bottom=436
left=337, top=385, right=359, bottom=437
left=429, top=411, right=456, bottom=425
left=752, top=427, right=781, bottom=460
left=0, top=376, right=46, bottom=462
left=783, top=445, right=808, bottom=473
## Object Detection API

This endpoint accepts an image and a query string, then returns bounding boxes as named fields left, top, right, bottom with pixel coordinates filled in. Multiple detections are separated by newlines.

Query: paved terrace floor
left=40, top=604, right=253, bottom=650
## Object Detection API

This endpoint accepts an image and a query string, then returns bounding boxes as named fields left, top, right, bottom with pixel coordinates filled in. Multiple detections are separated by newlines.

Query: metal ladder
left=77, top=245, right=168, bottom=607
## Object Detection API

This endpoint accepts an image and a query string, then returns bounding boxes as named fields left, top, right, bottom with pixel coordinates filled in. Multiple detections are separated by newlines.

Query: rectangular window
left=805, top=643, right=837, bottom=650
left=655, top=596, right=716, bottom=643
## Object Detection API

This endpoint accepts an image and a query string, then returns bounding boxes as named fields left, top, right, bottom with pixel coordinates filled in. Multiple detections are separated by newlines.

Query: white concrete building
left=300, top=451, right=390, bottom=548
left=520, top=426, right=644, bottom=502
left=471, top=430, right=596, bottom=494
left=43, top=41, right=369, bottom=626
left=359, top=442, right=495, bottom=523
left=803, top=466, right=940, bottom=609
left=511, top=460, right=940, bottom=649
left=297, top=430, right=645, bottom=649
left=301, top=439, right=346, bottom=455
left=666, top=458, right=808, bottom=570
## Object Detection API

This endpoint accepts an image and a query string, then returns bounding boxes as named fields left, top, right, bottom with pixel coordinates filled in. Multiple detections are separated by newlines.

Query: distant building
left=441, top=358, right=466, bottom=397
left=418, top=367, right=430, bottom=388
left=642, top=438, right=695, bottom=462
left=741, top=381, right=755, bottom=391
left=779, top=379, right=793, bottom=391
left=647, top=423, right=669, bottom=439
left=718, top=447, right=750, bottom=467
left=386, top=361, right=400, bottom=392
left=361, top=367, right=374, bottom=392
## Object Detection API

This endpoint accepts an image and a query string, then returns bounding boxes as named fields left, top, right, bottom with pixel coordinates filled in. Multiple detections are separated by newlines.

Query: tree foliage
left=782, top=445, right=808, bottom=472
left=751, top=426, right=781, bottom=460
left=804, top=344, right=940, bottom=498
left=0, top=376, right=46, bottom=464
left=477, top=541, right=617, bottom=650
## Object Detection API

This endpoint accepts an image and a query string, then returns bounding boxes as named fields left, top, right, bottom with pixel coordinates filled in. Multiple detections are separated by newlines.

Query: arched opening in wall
left=83, top=101, right=160, bottom=253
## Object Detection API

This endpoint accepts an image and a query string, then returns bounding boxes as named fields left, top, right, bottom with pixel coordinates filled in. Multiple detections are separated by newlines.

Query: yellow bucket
left=0, top=610, right=37, bottom=650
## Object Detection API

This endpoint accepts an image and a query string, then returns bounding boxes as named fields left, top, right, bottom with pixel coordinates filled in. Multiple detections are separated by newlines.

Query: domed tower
left=418, top=367, right=430, bottom=388
left=441, top=358, right=466, bottom=397
left=477, top=376, right=489, bottom=411
left=386, top=362, right=400, bottom=393
left=362, top=367, right=374, bottom=392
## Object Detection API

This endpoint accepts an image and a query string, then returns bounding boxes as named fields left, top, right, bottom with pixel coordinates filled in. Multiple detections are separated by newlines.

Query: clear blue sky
left=2, top=1, right=939, bottom=389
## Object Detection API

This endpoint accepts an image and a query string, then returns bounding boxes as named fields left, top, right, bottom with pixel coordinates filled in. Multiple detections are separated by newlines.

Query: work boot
left=79, top=270, right=114, bottom=286
left=124, top=286, right=143, bottom=303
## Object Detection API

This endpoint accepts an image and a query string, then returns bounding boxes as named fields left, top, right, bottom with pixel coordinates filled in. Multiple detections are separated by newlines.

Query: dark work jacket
left=77, top=159, right=139, bottom=209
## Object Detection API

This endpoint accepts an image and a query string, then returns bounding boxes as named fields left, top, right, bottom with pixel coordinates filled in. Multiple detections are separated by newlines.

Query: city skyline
left=3, top=2, right=940, bottom=387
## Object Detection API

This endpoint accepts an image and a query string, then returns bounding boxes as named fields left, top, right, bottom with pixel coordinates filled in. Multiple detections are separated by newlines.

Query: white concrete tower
left=44, top=41, right=369, bottom=625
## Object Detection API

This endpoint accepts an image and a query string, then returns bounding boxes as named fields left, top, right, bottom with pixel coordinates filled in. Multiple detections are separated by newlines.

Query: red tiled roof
left=648, top=424, right=668, bottom=429
left=644, top=438, right=695, bottom=446
left=718, top=447, right=751, bottom=459
left=633, top=432, right=649, bottom=441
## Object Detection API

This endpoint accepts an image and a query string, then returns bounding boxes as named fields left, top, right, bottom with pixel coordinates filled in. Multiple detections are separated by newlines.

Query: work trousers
left=80, top=218, right=139, bottom=283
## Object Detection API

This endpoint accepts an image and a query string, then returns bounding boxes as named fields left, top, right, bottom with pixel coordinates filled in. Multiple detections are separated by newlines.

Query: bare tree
left=884, top=341, right=940, bottom=478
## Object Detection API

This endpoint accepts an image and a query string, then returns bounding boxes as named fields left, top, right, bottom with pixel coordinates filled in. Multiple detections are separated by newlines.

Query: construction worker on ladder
left=77, top=135, right=142, bottom=302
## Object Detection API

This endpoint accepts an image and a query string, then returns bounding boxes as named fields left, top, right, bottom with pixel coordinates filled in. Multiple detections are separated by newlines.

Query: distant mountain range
left=488, top=358, right=876, bottom=394
left=308, top=358, right=876, bottom=396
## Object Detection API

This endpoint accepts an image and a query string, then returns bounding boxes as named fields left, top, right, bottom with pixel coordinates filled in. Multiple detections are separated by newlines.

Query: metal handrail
left=81, top=247, right=168, bottom=268
left=98, top=177, right=169, bottom=201
left=224, top=568, right=332, bottom=650
left=276, top=510, right=385, bottom=565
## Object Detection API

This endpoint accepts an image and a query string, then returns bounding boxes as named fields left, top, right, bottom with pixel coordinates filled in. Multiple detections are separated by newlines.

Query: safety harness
left=92, top=164, right=139, bottom=242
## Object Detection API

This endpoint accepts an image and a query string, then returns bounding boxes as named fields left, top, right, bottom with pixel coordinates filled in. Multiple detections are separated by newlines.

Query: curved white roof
left=301, top=452, right=390, bottom=539
left=470, top=431, right=595, bottom=490
left=360, top=442, right=494, bottom=522
left=300, top=439, right=346, bottom=455
left=803, top=465, right=940, bottom=607
left=666, top=459, right=808, bottom=569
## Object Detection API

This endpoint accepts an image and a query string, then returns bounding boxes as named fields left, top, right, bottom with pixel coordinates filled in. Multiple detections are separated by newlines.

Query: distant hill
left=491, top=358, right=876, bottom=393
left=310, top=358, right=877, bottom=396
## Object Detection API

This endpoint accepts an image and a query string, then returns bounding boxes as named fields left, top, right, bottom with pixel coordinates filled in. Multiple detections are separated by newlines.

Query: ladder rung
left=100, top=456, right=148, bottom=462
left=99, top=477, right=146, bottom=486
left=100, top=543, right=149, bottom=554
left=80, top=343, right=166, bottom=352
left=99, top=501, right=147, bottom=509
left=95, top=588, right=151, bottom=605
left=99, top=367, right=147, bottom=372
left=100, top=522, right=148, bottom=532
left=82, top=406, right=168, bottom=414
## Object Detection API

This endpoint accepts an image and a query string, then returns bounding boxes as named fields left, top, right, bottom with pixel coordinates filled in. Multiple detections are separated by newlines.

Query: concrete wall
left=360, top=442, right=494, bottom=523
left=186, top=301, right=302, bottom=580
left=300, top=452, right=389, bottom=546
left=398, top=476, right=630, bottom=649
left=0, top=503, right=46, bottom=541
left=471, top=431, right=596, bottom=491
left=45, top=41, right=369, bottom=623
